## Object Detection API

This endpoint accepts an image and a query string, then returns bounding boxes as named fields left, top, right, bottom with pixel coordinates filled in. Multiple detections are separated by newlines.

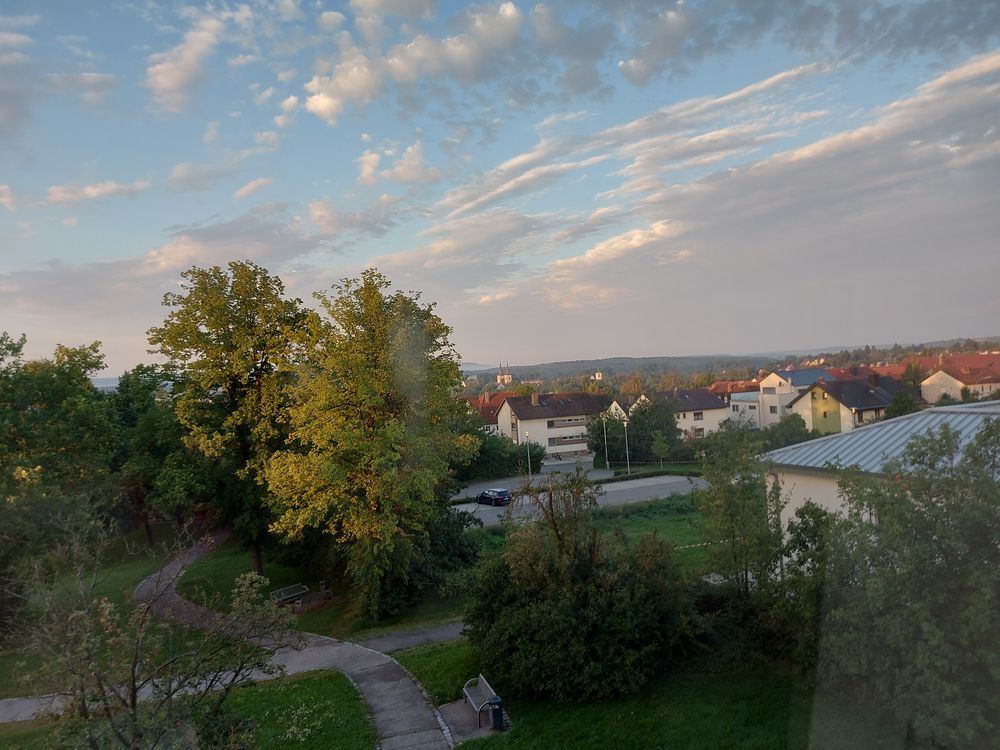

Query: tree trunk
left=250, top=542, right=264, bottom=575
left=143, top=515, right=154, bottom=547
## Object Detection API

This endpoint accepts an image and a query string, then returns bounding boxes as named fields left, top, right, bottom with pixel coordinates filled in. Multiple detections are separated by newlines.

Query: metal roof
left=730, top=391, right=760, bottom=403
left=776, top=368, right=834, bottom=387
left=765, top=401, right=1000, bottom=474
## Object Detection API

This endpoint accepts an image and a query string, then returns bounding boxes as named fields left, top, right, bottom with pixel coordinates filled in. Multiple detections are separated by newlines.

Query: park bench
left=463, top=674, right=503, bottom=729
left=269, top=583, right=309, bottom=606
left=291, top=590, right=332, bottom=614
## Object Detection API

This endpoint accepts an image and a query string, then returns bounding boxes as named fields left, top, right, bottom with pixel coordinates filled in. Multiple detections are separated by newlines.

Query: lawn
left=396, top=639, right=908, bottom=750
left=178, top=540, right=467, bottom=641
left=0, top=670, right=373, bottom=750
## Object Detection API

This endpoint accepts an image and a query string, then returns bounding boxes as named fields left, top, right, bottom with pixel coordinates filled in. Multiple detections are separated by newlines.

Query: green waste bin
left=489, top=696, right=504, bottom=731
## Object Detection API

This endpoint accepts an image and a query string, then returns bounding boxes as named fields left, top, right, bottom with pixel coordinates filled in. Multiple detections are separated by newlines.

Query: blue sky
left=1, top=1, right=998, bottom=374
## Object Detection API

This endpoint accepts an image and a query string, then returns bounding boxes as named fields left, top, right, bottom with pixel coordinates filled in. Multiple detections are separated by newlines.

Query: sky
left=1, top=0, right=999, bottom=375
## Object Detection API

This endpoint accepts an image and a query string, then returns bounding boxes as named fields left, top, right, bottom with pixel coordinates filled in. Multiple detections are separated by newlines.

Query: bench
left=269, top=583, right=309, bottom=606
left=291, top=590, right=332, bottom=614
left=463, top=674, right=503, bottom=729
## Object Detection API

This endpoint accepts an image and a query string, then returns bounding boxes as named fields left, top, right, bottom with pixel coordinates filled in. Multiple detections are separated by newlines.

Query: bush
left=456, top=430, right=545, bottom=481
left=464, top=468, right=696, bottom=701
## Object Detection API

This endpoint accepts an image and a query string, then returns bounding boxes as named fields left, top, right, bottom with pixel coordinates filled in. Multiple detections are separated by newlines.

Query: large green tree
left=266, top=269, right=476, bottom=618
left=820, top=421, right=1000, bottom=748
left=147, top=262, right=304, bottom=573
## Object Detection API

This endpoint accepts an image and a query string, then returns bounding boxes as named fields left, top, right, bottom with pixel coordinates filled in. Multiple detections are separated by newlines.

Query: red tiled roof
left=709, top=379, right=759, bottom=394
left=935, top=365, right=1000, bottom=385
left=468, top=391, right=517, bottom=425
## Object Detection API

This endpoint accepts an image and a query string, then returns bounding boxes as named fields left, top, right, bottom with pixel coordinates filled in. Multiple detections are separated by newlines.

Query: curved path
left=2, top=532, right=460, bottom=750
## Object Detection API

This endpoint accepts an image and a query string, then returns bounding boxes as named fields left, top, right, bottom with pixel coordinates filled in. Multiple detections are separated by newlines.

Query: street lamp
left=601, top=413, right=610, bottom=471
left=525, top=431, right=532, bottom=480
left=623, top=417, right=631, bottom=476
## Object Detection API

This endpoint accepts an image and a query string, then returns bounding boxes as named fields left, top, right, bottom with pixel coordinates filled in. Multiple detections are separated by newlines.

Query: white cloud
left=0, top=32, right=32, bottom=48
left=276, top=67, right=296, bottom=82
left=233, top=177, right=273, bottom=199
left=0, top=184, right=13, bottom=211
left=166, top=157, right=244, bottom=191
left=61, top=216, right=77, bottom=227
left=45, top=72, right=117, bottom=105
left=255, top=130, right=278, bottom=146
left=349, top=0, right=434, bottom=19
left=357, top=150, right=381, bottom=185
left=46, top=179, right=150, bottom=204
left=381, top=142, right=442, bottom=184
left=145, top=16, right=224, bottom=112
left=280, top=94, right=299, bottom=113
left=276, top=0, right=305, bottom=22
left=305, top=42, right=384, bottom=125
left=227, top=53, right=259, bottom=67
left=318, top=11, right=346, bottom=32
left=203, top=120, right=220, bottom=143
left=253, top=85, right=275, bottom=105
left=0, top=15, right=41, bottom=29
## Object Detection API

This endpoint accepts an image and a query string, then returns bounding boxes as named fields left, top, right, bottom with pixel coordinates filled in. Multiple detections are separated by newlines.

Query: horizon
left=2, top=2, right=998, bottom=376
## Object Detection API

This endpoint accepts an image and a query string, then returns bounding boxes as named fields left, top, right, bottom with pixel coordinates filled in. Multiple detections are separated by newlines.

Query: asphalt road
left=454, top=472, right=707, bottom=526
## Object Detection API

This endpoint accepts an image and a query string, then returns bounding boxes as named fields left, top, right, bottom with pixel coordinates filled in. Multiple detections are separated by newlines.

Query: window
left=769, top=405, right=777, bottom=414
left=732, top=405, right=739, bottom=412
left=823, top=410, right=828, bottom=418
left=547, top=420, right=555, bottom=428
left=749, top=404, right=757, bottom=410
left=811, top=391, right=817, bottom=400
left=693, top=411, right=704, bottom=421
left=693, top=428, right=705, bottom=438
left=822, top=392, right=828, bottom=400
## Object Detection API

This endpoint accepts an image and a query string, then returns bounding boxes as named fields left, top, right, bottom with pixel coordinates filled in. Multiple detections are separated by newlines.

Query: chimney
left=531, top=392, right=540, bottom=406
left=868, top=373, right=879, bottom=388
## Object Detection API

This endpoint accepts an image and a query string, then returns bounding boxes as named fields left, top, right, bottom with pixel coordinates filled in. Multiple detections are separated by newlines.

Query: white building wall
left=496, top=402, right=591, bottom=459
left=729, top=398, right=761, bottom=428
left=759, top=373, right=798, bottom=427
left=773, top=469, right=844, bottom=528
left=921, top=371, right=963, bottom=403
left=676, top=407, right=729, bottom=438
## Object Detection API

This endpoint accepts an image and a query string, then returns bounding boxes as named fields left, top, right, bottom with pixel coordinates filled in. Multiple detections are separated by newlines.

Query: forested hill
left=477, top=354, right=776, bottom=380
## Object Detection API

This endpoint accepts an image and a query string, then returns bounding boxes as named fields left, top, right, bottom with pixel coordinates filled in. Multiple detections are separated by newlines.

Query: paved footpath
left=1, top=531, right=461, bottom=750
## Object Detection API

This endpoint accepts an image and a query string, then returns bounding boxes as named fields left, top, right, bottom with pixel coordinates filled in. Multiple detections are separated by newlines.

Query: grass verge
left=394, top=639, right=478, bottom=705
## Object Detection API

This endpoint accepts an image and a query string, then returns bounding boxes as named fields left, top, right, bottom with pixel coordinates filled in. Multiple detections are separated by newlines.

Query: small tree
left=650, top=430, right=671, bottom=467
left=20, top=525, right=300, bottom=749
left=884, top=388, right=919, bottom=419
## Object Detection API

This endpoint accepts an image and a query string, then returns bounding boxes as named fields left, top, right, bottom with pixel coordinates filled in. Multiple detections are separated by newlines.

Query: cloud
left=0, top=32, right=32, bottom=48
left=305, top=40, right=384, bottom=125
left=145, top=16, right=224, bottom=112
left=45, top=72, right=117, bottom=105
left=254, top=130, right=278, bottom=146
left=381, top=142, right=442, bottom=184
left=46, top=180, right=150, bottom=204
left=357, top=149, right=381, bottom=185
left=166, top=156, right=244, bottom=191
left=309, top=193, right=402, bottom=238
left=253, top=85, right=275, bottom=105
left=0, top=184, right=13, bottom=211
left=233, top=177, right=273, bottom=199
left=227, top=53, right=258, bottom=67
left=349, top=0, right=434, bottom=19
left=203, top=120, right=219, bottom=143
left=276, top=0, right=305, bottom=22
left=551, top=220, right=686, bottom=271
left=318, top=11, right=346, bottom=32
left=0, top=15, right=41, bottom=29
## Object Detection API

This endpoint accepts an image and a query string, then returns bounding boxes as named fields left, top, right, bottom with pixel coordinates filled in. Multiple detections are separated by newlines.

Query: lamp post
left=623, top=417, right=631, bottom=476
left=601, top=413, right=610, bottom=471
left=525, top=431, right=532, bottom=480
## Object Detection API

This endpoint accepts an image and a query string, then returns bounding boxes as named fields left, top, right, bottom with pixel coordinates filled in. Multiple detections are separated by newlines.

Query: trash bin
left=489, top=696, right=505, bottom=731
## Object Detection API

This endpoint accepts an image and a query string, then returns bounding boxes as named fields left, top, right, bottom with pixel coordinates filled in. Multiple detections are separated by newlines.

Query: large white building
left=764, top=401, right=1000, bottom=527
left=921, top=366, right=1000, bottom=403
left=728, top=390, right=761, bottom=428
left=758, top=368, right=834, bottom=427
left=496, top=392, right=612, bottom=460
left=658, top=389, right=730, bottom=439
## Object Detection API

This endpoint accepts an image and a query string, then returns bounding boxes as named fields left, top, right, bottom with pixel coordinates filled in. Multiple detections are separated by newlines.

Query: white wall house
left=657, top=389, right=729, bottom=439
left=921, top=367, right=1000, bottom=403
left=765, top=402, right=1000, bottom=527
left=496, top=392, right=612, bottom=460
left=729, top=391, right=761, bottom=428
left=758, top=369, right=833, bottom=427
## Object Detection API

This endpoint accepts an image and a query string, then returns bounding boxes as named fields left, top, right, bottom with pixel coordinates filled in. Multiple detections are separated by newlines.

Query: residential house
left=608, top=394, right=647, bottom=419
left=729, top=390, right=761, bottom=428
left=765, top=401, right=1000, bottom=526
left=468, top=391, right=516, bottom=435
left=496, top=392, right=612, bottom=460
left=657, top=388, right=730, bottom=439
left=788, top=375, right=903, bottom=434
left=758, top=368, right=834, bottom=427
left=921, top=365, right=1000, bottom=403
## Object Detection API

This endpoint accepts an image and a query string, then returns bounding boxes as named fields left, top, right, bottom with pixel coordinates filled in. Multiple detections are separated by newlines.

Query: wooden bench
left=269, top=583, right=309, bottom=606
left=463, top=674, right=503, bottom=729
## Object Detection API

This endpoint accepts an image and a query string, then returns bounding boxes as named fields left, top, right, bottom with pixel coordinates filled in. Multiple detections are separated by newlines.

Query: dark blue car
left=476, top=488, right=512, bottom=506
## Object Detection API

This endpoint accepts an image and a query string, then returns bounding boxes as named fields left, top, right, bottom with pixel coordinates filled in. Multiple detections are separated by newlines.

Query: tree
left=464, top=468, right=695, bottom=700
left=265, top=269, right=476, bottom=618
left=884, top=388, right=920, bottom=419
left=620, top=373, right=647, bottom=396
left=901, top=360, right=924, bottom=389
left=761, top=413, right=816, bottom=451
left=650, top=430, right=671, bottom=467
left=20, top=524, right=298, bottom=749
left=820, top=421, right=1000, bottom=748
left=627, top=397, right=680, bottom=464
left=147, top=262, right=304, bottom=574
left=696, top=424, right=784, bottom=595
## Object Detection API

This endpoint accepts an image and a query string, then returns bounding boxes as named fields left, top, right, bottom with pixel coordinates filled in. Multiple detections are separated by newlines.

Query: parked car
left=476, top=488, right=513, bottom=506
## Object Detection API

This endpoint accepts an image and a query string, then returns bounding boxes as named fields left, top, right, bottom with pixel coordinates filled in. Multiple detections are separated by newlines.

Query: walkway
left=1, top=532, right=460, bottom=750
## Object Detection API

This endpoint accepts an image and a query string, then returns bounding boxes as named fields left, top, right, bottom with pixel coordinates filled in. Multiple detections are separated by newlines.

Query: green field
left=0, top=670, right=373, bottom=750
left=394, top=639, right=907, bottom=750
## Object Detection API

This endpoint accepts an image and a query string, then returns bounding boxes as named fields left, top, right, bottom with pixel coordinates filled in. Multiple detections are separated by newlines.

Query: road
left=454, top=472, right=706, bottom=526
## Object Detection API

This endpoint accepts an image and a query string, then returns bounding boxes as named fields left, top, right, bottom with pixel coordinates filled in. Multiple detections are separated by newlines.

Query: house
left=608, top=394, right=647, bottom=419
left=765, top=401, right=1000, bottom=526
left=788, top=375, right=904, bottom=434
left=758, top=368, right=834, bottom=428
left=921, top=365, right=1000, bottom=403
left=709, top=378, right=760, bottom=395
left=729, top=390, right=761, bottom=428
left=496, top=392, right=612, bottom=460
left=657, top=388, right=729, bottom=439
left=468, top=391, right=517, bottom=434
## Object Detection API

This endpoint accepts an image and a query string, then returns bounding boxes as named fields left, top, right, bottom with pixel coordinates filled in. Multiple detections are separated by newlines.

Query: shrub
left=464, top=468, right=696, bottom=701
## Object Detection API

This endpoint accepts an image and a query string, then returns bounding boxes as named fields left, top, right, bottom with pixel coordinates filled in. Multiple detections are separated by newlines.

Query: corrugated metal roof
left=765, top=401, right=1000, bottom=474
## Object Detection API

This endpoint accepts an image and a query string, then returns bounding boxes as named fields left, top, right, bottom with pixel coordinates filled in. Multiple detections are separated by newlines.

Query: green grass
left=593, top=497, right=712, bottom=574
left=178, top=540, right=467, bottom=640
left=396, top=640, right=906, bottom=750
left=0, top=671, right=373, bottom=750
left=609, top=462, right=702, bottom=479
left=394, top=639, right=479, bottom=705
